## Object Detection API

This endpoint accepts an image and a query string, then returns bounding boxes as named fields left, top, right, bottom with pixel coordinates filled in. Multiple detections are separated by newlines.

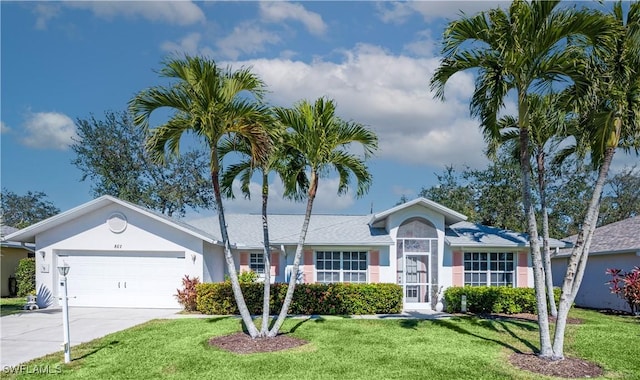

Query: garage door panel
left=57, top=251, right=185, bottom=308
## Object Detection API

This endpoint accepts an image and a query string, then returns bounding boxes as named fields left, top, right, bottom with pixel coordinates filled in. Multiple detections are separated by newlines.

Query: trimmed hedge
left=443, top=286, right=561, bottom=314
left=16, top=258, right=36, bottom=297
left=196, top=282, right=403, bottom=315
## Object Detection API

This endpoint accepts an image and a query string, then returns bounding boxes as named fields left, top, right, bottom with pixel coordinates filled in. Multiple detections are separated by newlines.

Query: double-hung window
left=316, top=251, right=367, bottom=283
left=249, top=253, right=265, bottom=275
left=464, top=252, right=514, bottom=286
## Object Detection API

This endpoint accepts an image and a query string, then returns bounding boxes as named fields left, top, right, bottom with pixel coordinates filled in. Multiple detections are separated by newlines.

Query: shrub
left=196, top=282, right=403, bottom=315
left=16, top=258, right=36, bottom=297
left=224, top=271, right=259, bottom=284
left=175, top=275, right=200, bottom=311
left=606, top=267, right=640, bottom=314
left=443, top=286, right=560, bottom=314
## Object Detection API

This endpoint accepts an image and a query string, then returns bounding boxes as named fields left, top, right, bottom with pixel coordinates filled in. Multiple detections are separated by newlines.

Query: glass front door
left=404, top=254, right=430, bottom=308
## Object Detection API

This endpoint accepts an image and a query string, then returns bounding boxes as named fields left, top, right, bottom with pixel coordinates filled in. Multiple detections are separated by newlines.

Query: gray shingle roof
left=188, top=214, right=392, bottom=248
left=558, top=216, right=640, bottom=256
left=1, top=225, right=18, bottom=238
left=446, top=221, right=570, bottom=248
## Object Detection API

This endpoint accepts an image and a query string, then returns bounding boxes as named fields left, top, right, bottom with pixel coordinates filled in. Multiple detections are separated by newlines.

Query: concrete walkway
left=1, top=307, right=450, bottom=367
left=351, top=309, right=451, bottom=319
left=1, top=307, right=181, bottom=368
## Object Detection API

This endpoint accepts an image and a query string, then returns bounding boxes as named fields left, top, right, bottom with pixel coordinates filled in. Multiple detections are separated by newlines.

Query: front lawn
left=0, top=297, right=25, bottom=317
left=5, top=309, right=639, bottom=379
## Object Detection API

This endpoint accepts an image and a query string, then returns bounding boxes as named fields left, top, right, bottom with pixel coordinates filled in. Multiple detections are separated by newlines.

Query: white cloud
left=1, top=121, right=10, bottom=134
left=232, top=43, right=488, bottom=169
left=378, top=1, right=509, bottom=24
left=160, top=32, right=215, bottom=58
left=65, top=1, right=205, bottom=26
left=161, top=32, right=202, bottom=55
left=376, top=2, right=415, bottom=24
left=403, top=30, right=438, bottom=57
left=21, top=112, right=77, bottom=150
left=33, top=3, right=60, bottom=30
left=609, top=151, right=640, bottom=174
left=216, top=23, right=281, bottom=60
left=259, top=2, right=327, bottom=36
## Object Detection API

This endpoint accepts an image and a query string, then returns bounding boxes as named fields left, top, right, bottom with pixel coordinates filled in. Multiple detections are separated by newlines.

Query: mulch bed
left=509, top=353, right=603, bottom=378
left=209, top=332, right=308, bottom=354
left=483, top=313, right=600, bottom=378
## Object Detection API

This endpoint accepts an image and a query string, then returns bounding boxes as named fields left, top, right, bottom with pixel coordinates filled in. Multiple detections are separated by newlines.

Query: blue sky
left=1, top=1, right=636, bottom=219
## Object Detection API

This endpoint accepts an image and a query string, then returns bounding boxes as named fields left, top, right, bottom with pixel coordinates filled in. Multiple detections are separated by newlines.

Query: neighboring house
left=5, top=195, right=570, bottom=310
left=552, top=216, right=640, bottom=312
left=1, top=225, right=35, bottom=297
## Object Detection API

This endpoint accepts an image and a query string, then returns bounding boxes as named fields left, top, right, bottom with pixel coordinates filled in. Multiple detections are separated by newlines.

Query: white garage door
left=56, top=251, right=186, bottom=308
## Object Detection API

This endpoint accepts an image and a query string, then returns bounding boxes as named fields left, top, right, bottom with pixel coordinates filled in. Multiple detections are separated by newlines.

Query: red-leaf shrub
left=176, top=275, right=200, bottom=311
left=606, top=267, right=640, bottom=314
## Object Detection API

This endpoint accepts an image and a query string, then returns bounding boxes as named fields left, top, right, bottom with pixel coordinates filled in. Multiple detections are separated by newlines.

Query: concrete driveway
left=1, top=307, right=181, bottom=367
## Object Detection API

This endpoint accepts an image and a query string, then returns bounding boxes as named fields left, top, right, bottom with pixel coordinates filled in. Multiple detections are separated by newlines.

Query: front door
left=404, top=254, right=430, bottom=309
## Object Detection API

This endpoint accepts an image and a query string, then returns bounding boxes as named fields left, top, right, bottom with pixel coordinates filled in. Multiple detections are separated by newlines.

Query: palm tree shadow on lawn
left=432, top=318, right=538, bottom=354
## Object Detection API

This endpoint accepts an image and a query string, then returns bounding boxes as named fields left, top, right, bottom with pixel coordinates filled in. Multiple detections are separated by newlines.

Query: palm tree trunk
left=260, top=172, right=271, bottom=336
left=211, top=166, right=259, bottom=338
left=519, top=100, right=553, bottom=358
left=268, top=172, right=318, bottom=337
left=552, top=146, right=615, bottom=359
left=537, top=152, right=557, bottom=317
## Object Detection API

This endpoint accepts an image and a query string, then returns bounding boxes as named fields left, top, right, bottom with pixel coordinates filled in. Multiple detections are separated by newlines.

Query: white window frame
left=463, top=251, right=515, bottom=287
left=315, top=251, right=368, bottom=284
left=249, top=253, right=265, bottom=275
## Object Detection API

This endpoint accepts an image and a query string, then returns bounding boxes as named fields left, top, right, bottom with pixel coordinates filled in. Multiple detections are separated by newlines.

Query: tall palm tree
left=495, top=93, right=570, bottom=318
left=219, top=118, right=307, bottom=337
left=430, top=0, right=610, bottom=359
left=129, top=55, right=272, bottom=338
left=552, top=1, right=640, bottom=357
left=267, top=97, right=378, bottom=337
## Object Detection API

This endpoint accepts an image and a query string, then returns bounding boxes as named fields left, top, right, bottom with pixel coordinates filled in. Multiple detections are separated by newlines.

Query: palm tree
left=267, top=97, right=378, bottom=337
left=219, top=118, right=307, bottom=337
left=129, top=55, right=272, bottom=338
left=430, top=0, right=610, bottom=359
left=551, top=1, right=640, bottom=357
left=495, top=93, right=570, bottom=318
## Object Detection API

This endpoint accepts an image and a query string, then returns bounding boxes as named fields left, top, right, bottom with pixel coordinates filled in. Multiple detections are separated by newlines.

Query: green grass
left=4, top=309, right=639, bottom=380
left=0, top=297, right=25, bottom=316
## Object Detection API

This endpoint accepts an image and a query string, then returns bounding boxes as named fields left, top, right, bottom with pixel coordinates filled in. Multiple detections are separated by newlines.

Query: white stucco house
left=5, top=195, right=570, bottom=310
left=552, top=216, right=640, bottom=312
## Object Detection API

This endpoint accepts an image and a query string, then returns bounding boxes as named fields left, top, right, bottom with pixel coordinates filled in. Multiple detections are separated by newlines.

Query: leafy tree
left=268, top=97, right=378, bottom=337
left=418, top=166, right=477, bottom=220
left=600, top=166, right=640, bottom=225
left=0, top=189, right=60, bottom=228
left=431, top=0, right=610, bottom=359
left=71, top=111, right=214, bottom=217
left=418, top=157, right=525, bottom=231
left=546, top=159, right=596, bottom=237
left=466, top=157, right=525, bottom=231
left=129, top=55, right=272, bottom=338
